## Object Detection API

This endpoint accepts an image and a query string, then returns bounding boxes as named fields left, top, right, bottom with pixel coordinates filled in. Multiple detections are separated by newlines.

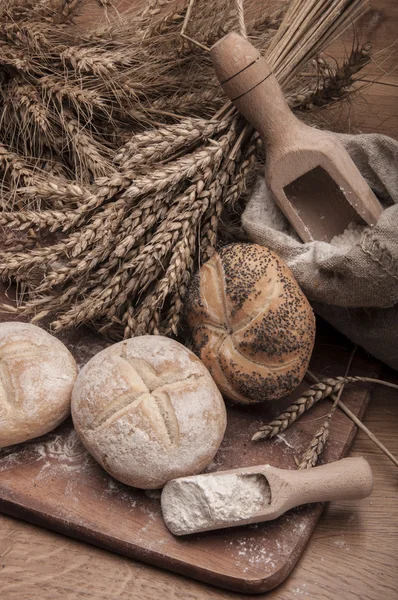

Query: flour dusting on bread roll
left=72, top=336, right=226, bottom=489
left=0, top=322, right=78, bottom=448
left=185, top=243, right=315, bottom=404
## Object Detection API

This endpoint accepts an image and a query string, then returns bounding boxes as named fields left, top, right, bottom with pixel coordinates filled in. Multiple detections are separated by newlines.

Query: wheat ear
left=252, top=375, right=398, bottom=442
left=296, top=348, right=357, bottom=468
left=295, top=420, right=332, bottom=469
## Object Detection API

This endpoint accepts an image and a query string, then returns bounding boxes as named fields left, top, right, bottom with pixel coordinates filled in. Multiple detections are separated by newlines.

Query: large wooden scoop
left=210, top=33, right=383, bottom=243
left=161, top=457, right=373, bottom=535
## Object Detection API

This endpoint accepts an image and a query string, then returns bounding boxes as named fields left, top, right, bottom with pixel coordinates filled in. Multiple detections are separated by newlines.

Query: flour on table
left=293, top=583, right=309, bottom=596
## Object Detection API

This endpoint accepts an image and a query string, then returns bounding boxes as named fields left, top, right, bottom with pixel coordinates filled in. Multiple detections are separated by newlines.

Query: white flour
left=330, top=222, right=364, bottom=250
left=161, top=472, right=271, bottom=535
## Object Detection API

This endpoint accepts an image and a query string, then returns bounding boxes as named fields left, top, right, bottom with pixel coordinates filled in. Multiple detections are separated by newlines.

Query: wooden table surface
left=0, top=1, right=397, bottom=598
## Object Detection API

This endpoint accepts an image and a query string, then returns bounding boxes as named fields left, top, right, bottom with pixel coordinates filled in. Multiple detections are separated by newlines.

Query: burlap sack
left=242, top=133, right=398, bottom=370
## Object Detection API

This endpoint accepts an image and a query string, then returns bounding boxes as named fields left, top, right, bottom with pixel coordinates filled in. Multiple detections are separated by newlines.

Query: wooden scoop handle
left=272, top=457, right=373, bottom=511
left=161, top=457, right=373, bottom=535
left=210, top=32, right=300, bottom=145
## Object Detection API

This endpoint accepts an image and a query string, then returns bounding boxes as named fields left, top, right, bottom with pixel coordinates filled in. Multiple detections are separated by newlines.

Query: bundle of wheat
left=0, top=0, right=372, bottom=339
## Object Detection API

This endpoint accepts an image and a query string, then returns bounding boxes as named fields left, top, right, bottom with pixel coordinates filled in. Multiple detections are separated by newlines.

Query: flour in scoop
left=161, top=473, right=271, bottom=535
left=330, top=221, right=364, bottom=250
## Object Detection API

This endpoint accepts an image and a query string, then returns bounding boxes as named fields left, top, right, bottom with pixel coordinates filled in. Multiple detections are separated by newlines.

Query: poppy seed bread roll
left=185, top=243, right=315, bottom=404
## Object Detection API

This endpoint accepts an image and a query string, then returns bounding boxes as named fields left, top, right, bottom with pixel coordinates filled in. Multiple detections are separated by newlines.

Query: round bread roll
left=0, top=322, right=78, bottom=448
left=71, top=336, right=227, bottom=489
left=185, top=243, right=316, bottom=405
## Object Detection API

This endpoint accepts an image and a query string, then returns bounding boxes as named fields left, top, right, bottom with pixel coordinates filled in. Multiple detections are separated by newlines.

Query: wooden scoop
left=161, top=457, right=373, bottom=536
left=210, top=33, right=383, bottom=243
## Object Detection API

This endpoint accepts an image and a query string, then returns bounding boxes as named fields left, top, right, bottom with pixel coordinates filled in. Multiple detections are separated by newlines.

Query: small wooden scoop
left=161, top=457, right=373, bottom=535
left=210, top=33, right=383, bottom=243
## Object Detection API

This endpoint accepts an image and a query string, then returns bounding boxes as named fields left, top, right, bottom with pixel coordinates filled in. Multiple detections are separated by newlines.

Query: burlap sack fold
left=242, top=133, right=398, bottom=370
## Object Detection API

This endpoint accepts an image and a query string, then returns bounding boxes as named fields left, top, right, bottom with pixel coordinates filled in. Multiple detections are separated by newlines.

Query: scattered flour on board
left=231, top=538, right=276, bottom=573
left=65, top=479, right=80, bottom=504
left=0, top=426, right=138, bottom=511
left=33, top=428, right=97, bottom=480
left=275, top=538, right=290, bottom=556
left=293, top=520, right=308, bottom=534
left=0, top=428, right=90, bottom=474
left=104, top=477, right=138, bottom=510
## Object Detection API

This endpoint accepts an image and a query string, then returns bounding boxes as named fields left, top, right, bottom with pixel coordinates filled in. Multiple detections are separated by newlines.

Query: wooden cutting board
left=0, top=319, right=379, bottom=594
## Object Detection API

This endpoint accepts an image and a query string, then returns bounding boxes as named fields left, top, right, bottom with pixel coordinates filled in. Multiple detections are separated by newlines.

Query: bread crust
left=185, top=243, right=316, bottom=405
left=72, top=336, right=227, bottom=489
left=0, top=322, right=78, bottom=448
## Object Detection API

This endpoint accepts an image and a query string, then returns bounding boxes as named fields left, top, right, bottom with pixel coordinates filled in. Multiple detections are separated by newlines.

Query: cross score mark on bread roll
left=72, top=336, right=227, bottom=489
left=185, top=244, right=316, bottom=404
left=92, top=354, right=180, bottom=449
left=0, top=322, right=78, bottom=448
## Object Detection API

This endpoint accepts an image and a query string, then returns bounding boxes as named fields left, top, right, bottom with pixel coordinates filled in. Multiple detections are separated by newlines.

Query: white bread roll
left=71, top=336, right=227, bottom=489
left=185, top=243, right=316, bottom=405
left=0, top=322, right=78, bottom=448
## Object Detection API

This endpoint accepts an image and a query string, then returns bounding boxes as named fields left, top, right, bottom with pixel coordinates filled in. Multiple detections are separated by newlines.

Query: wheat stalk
left=0, top=0, right=374, bottom=337
left=0, top=78, right=53, bottom=155
left=114, top=117, right=230, bottom=169
left=296, top=41, right=372, bottom=110
left=307, top=371, right=398, bottom=469
left=296, top=347, right=356, bottom=469
left=252, top=378, right=340, bottom=441
left=252, top=375, right=398, bottom=442
left=296, top=420, right=331, bottom=469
